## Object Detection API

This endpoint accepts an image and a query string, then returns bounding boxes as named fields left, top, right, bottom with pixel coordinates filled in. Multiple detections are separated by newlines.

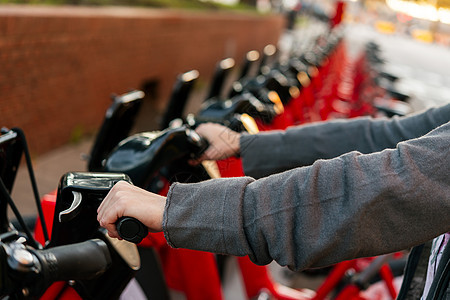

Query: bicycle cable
left=12, top=128, right=49, bottom=243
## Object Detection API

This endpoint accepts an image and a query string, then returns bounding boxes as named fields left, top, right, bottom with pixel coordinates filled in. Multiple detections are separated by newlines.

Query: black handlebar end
left=116, top=217, right=148, bottom=244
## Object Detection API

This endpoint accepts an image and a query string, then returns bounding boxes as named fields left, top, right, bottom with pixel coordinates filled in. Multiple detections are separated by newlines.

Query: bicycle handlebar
left=116, top=217, right=148, bottom=244
left=36, top=239, right=111, bottom=282
left=104, top=126, right=209, bottom=188
left=1, top=238, right=111, bottom=298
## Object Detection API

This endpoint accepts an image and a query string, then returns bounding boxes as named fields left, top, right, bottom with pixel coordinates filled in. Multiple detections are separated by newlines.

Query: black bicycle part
left=0, top=237, right=111, bottom=299
left=48, top=172, right=132, bottom=247
left=0, top=128, right=46, bottom=248
left=104, top=126, right=209, bottom=189
left=0, top=178, right=40, bottom=250
left=135, top=246, right=170, bottom=300
left=88, top=91, right=172, bottom=299
left=13, top=128, right=50, bottom=243
left=88, top=90, right=144, bottom=172
left=159, top=70, right=199, bottom=130
left=0, top=128, right=22, bottom=234
left=116, top=217, right=148, bottom=244
left=237, top=50, right=260, bottom=81
left=206, top=58, right=235, bottom=100
left=46, top=172, right=142, bottom=299
left=258, top=44, right=278, bottom=75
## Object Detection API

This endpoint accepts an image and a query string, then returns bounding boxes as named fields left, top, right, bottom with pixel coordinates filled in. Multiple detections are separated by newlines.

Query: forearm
left=241, top=103, right=450, bottom=178
left=163, top=121, right=450, bottom=270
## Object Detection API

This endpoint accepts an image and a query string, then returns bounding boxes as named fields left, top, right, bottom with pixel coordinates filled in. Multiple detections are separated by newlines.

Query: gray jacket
left=163, top=104, right=450, bottom=294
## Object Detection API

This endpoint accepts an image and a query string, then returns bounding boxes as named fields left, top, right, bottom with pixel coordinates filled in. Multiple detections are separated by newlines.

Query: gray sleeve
left=241, top=103, right=450, bottom=178
left=163, top=121, right=450, bottom=271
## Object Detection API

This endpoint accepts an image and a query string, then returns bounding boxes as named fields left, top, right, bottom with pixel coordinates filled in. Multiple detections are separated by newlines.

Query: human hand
left=97, top=181, right=166, bottom=239
left=192, top=123, right=241, bottom=163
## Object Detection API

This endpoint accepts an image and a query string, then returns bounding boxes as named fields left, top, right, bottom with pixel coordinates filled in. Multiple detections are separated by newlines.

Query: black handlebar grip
left=36, top=239, right=111, bottom=283
left=116, top=217, right=148, bottom=244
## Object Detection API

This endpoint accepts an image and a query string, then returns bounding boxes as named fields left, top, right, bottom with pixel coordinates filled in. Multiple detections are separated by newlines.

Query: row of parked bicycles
left=1, top=22, right=413, bottom=299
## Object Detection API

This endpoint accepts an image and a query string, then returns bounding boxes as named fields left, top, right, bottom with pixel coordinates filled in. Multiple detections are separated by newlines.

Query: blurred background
left=4, top=0, right=450, bottom=210
left=3, top=0, right=450, bottom=238
left=2, top=0, right=450, bottom=299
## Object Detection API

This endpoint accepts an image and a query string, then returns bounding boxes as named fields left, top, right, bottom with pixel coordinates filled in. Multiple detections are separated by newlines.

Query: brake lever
left=59, top=191, right=83, bottom=223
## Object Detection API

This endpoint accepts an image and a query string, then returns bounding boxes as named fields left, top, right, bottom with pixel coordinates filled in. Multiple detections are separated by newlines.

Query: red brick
left=0, top=6, right=285, bottom=157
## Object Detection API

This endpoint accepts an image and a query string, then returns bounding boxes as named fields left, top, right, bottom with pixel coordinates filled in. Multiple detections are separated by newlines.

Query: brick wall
left=0, top=5, right=285, bottom=157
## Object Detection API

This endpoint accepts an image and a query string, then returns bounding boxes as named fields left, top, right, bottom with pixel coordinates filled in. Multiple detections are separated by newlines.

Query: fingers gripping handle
left=59, top=187, right=147, bottom=243
left=116, top=217, right=148, bottom=244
